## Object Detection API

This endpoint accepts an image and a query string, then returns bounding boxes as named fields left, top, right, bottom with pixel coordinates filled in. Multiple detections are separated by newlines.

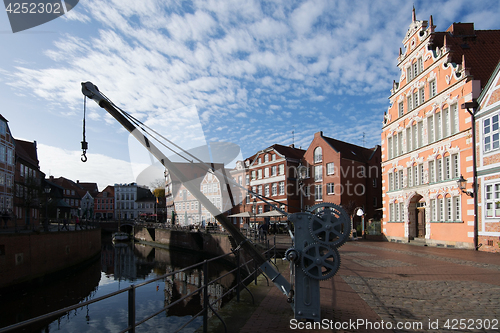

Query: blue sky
left=1, top=0, right=499, bottom=190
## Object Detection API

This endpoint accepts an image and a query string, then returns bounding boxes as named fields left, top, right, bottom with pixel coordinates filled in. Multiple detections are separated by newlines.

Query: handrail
left=0, top=243, right=279, bottom=333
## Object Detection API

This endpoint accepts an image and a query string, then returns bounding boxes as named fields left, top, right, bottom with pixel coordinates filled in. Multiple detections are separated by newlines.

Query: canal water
left=0, top=235, right=239, bottom=333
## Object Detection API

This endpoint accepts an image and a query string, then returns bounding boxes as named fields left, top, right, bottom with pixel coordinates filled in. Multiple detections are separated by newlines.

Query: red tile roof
left=321, top=135, right=379, bottom=163
left=430, top=23, right=500, bottom=88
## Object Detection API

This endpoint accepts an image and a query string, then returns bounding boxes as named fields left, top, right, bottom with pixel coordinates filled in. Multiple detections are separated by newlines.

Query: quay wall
left=0, top=229, right=101, bottom=289
left=134, top=228, right=234, bottom=257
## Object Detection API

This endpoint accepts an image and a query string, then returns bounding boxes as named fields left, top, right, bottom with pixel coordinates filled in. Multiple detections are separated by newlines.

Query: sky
left=1, top=0, right=499, bottom=191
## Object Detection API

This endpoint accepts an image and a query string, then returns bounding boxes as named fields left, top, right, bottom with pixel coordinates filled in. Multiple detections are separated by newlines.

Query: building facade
left=476, top=61, right=500, bottom=253
left=94, top=185, right=115, bottom=220
left=244, top=144, right=305, bottom=226
left=0, top=115, right=15, bottom=225
left=114, top=183, right=152, bottom=220
left=381, top=10, right=500, bottom=248
left=302, top=132, right=382, bottom=229
left=14, top=139, right=44, bottom=229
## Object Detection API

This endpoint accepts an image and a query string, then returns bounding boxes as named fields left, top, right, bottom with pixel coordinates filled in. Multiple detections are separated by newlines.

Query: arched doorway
left=408, top=194, right=425, bottom=239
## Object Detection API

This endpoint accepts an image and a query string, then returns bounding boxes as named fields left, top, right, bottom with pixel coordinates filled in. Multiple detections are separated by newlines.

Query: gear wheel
left=307, top=203, right=351, bottom=247
left=300, top=243, right=340, bottom=280
left=284, top=248, right=300, bottom=262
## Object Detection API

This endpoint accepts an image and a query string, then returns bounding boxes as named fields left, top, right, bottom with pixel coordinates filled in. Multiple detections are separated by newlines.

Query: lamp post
left=297, top=164, right=308, bottom=211
left=461, top=100, right=479, bottom=250
left=252, top=198, right=257, bottom=240
left=44, top=186, right=51, bottom=232
left=356, top=208, right=365, bottom=239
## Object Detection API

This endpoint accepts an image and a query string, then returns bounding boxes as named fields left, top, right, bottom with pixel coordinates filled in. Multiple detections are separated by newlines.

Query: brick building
left=94, top=185, right=115, bottom=220
left=381, top=9, right=500, bottom=248
left=244, top=144, right=305, bottom=226
left=0, top=115, right=15, bottom=225
left=14, top=139, right=44, bottom=229
left=302, top=132, right=382, bottom=230
left=476, top=61, right=500, bottom=252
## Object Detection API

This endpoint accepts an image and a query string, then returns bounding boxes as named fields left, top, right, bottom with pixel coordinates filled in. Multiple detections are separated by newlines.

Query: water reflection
left=0, top=237, right=239, bottom=332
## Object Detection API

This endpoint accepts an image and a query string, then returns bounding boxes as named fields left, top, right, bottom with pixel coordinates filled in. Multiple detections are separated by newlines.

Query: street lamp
left=457, top=175, right=474, bottom=198
left=297, top=164, right=308, bottom=211
left=44, top=186, right=51, bottom=232
left=252, top=198, right=257, bottom=239
left=356, top=208, right=365, bottom=238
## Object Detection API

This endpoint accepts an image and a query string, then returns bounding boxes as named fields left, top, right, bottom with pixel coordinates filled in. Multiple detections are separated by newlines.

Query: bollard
left=128, top=285, right=136, bottom=333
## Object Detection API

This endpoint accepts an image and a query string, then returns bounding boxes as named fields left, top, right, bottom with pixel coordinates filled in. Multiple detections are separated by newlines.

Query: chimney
left=289, top=144, right=295, bottom=148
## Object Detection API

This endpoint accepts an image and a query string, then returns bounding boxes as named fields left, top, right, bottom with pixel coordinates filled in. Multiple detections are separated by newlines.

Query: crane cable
left=81, top=95, right=88, bottom=162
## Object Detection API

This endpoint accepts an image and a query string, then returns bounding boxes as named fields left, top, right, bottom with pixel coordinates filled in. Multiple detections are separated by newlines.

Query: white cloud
left=38, top=144, right=148, bottom=190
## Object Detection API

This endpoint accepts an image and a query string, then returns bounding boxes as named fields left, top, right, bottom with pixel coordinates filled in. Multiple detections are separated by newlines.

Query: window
left=407, top=167, right=412, bottom=187
left=372, top=178, right=377, bottom=187
left=327, top=163, right=335, bottom=175
left=265, top=184, right=270, bottom=197
left=407, top=95, right=413, bottom=112
left=427, top=116, right=434, bottom=143
left=388, top=136, right=393, bottom=159
left=314, top=147, right=322, bottom=163
left=264, top=168, right=269, bottom=178
left=454, top=197, right=461, bottom=221
left=406, top=127, right=411, bottom=152
left=437, top=159, right=442, bottom=182
left=413, top=91, right=419, bottom=108
left=485, top=183, right=500, bottom=218
left=257, top=169, right=262, bottom=179
left=414, top=165, right=419, bottom=186
left=399, top=170, right=404, bottom=189
left=420, top=164, right=424, bottom=185
left=394, top=171, right=399, bottom=189
left=279, top=182, right=284, bottom=195
left=272, top=154, right=276, bottom=161
left=314, top=165, right=323, bottom=182
left=429, top=80, right=436, bottom=98
left=251, top=171, right=256, bottom=180
left=451, top=104, right=459, bottom=134
left=388, top=173, right=394, bottom=191
left=399, top=102, right=404, bottom=117
left=418, top=57, right=423, bottom=73
left=418, top=121, right=423, bottom=148
left=264, top=154, right=269, bottom=163
left=315, top=184, right=322, bottom=201
left=327, top=183, right=335, bottom=195
left=258, top=186, right=262, bottom=195
left=419, top=87, right=425, bottom=105
left=407, top=67, right=412, bottom=82
left=444, top=155, right=451, bottom=180
left=272, top=183, right=277, bottom=196
left=271, top=165, right=277, bottom=176
left=452, top=154, right=459, bottom=178
left=279, top=164, right=285, bottom=175
left=484, top=114, right=500, bottom=152
left=436, top=112, right=442, bottom=141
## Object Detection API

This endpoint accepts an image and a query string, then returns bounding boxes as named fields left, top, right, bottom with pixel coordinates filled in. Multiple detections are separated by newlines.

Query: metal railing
left=0, top=242, right=279, bottom=333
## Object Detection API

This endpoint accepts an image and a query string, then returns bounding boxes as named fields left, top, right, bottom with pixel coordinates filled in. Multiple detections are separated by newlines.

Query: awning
left=227, top=212, right=252, bottom=218
left=256, top=210, right=287, bottom=217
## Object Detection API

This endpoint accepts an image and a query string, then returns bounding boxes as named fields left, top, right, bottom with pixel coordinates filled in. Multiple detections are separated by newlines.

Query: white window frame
left=327, top=162, right=335, bottom=175
left=327, top=183, right=334, bottom=195
left=483, top=113, right=500, bottom=153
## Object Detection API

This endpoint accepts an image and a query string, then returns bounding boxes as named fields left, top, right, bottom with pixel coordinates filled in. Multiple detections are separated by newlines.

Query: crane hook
left=81, top=152, right=87, bottom=162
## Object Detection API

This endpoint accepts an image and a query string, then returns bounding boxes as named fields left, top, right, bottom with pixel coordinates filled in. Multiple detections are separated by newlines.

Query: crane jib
left=80, top=81, right=291, bottom=298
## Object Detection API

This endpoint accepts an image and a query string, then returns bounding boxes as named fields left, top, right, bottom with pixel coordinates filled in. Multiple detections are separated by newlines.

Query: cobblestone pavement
left=337, top=242, right=500, bottom=332
left=237, top=240, right=500, bottom=333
